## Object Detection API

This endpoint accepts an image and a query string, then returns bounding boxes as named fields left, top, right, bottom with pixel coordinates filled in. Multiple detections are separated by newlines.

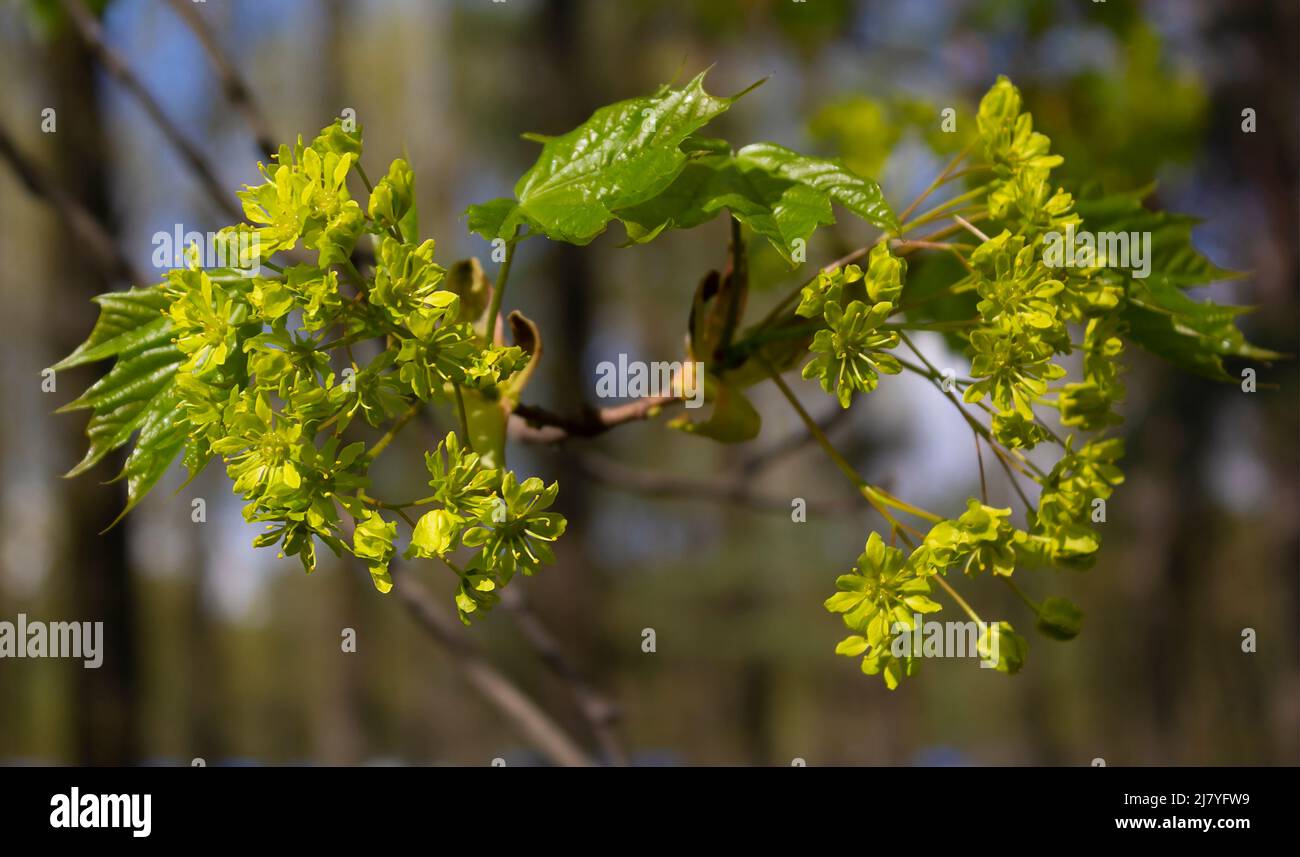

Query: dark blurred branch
left=0, top=122, right=145, bottom=287
left=61, top=0, right=242, bottom=222
left=572, top=449, right=861, bottom=514
left=498, top=587, right=628, bottom=765
left=163, top=0, right=277, bottom=160
left=739, top=402, right=853, bottom=474
left=392, top=567, right=595, bottom=767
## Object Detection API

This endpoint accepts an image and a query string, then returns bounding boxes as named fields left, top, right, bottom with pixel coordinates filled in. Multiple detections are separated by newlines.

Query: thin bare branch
left=392, top=567, right=595, bottom=767
left=953, top=214, right=991, bottom=243
left=497, top=586, right=628, bottom=766
left=61, top=0, right=242, bottom=222
left=0, top=122, right=145, bottom=286
left=571, top=449, right=861, bottom=514
left=740, top=402, right=853, bottom=475
left=163, top=0, right=277, bottom=159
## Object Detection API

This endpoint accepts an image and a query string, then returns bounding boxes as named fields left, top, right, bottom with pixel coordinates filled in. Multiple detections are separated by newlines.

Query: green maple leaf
left=466, top=70, right=758, bottom=245
left=1075, top=188, right=1283, bottom=380
left=1123, top=277, right=1282, bottom=381
left=620, top=142, right=897, bottom=261
left=54, top=285, right=189, bottom=526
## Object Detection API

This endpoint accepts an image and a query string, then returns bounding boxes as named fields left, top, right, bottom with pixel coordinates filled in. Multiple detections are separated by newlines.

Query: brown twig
left=565, top=402, right=859, bottom=512
left=510, top=395, right=680, bottom=444
left=953, top=214, right=991, bottom=243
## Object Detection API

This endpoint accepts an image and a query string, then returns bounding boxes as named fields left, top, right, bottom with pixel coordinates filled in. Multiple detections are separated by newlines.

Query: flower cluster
left=797, top=244, right=905, bottom=408
left=818, top=77, right=1138, bottom=688
left=1023, top=437, right=1125, bottom=570
left=967, top=79, right=1127, bottom=443
left=825, top=533, right=940, bottom=689
left=404, top=433, right=566, bottom=622
left=57, top=72, right=1265, bottom=693
left=977, top=75, right=1075, bottom=237
left=147, top=121, right=564, bottom=613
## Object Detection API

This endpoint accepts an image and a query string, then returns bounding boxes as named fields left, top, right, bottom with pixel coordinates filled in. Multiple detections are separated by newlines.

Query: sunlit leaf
left=466, top=71, right=755, bottom=244
left=620, top=142, right=897, bottom=262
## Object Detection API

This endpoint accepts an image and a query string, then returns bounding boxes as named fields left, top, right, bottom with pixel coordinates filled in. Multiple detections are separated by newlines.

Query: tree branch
left=391, top=566, right=596, bottom=767
left=162, top=0, right=277, bottom=160
left=497, top=586, right=628, bottom=766
left=61, top=0, right=242, bottom=222
left=0, top=122, right=145, bottom=287
left=510, top=395, right=680, bottom=444
left=571, top=449, right=861, bottom=514
left=513, top=393, right=855, bottom=509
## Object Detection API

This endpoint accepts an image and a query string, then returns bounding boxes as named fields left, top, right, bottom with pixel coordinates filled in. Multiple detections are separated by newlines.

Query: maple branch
left=498, top=587, right=628, bottom=766
left=510, top=395, right=681, bottom=444
left=392, top=566, right=596, bottom=767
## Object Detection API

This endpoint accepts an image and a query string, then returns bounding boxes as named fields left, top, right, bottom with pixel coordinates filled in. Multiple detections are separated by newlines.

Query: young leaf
left=1123, top=278, right=1282, bottom=381
left=688, top=223, right=748, bottom=365
left=465, top=197, right=519, bottom=244
left=1075, top=188, right=1282, bottom=379
left=109, top=384, right=189, bottom=528
left=465, top=71, right=753, bottom=244
left=54, top=286, right=189, bottom=520
left=54, top=285, right=171, bottom=371
left=730, top=142, right=897, bottom=238
left=620, top=142, right=897, bottom=262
